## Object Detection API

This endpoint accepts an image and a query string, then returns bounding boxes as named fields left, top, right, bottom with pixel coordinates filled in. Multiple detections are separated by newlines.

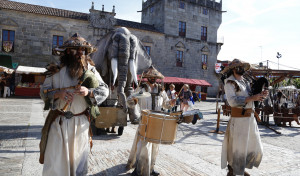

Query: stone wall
left=0, top=0, right=222, bottom=96
left=0, top=9, right=99, bottom=67
left=141, top=0, right=223, bottom=96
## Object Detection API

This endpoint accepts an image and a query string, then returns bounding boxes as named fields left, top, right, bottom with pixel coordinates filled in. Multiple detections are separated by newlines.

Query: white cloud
left=223, top=0, right=298, bottom=26
left=218, top=0, right=300, bottom=70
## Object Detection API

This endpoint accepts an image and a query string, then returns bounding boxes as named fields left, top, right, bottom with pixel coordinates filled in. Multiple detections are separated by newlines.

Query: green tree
left=293, top=78, right=300, bottom=89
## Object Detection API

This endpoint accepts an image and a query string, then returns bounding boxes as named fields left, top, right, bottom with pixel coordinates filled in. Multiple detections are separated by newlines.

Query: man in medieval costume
left=126, top=66, right=175, bottom=176
left=40, top=33, right=109, bottom=176
left=220, top=59, right=268, bottom=176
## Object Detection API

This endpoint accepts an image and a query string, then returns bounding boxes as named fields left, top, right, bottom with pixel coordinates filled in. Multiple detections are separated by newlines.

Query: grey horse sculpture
left=92, top=27, right=152, bottom=121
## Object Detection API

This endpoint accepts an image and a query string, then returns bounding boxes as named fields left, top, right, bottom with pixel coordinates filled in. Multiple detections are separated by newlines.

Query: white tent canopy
left=16, top=65, right=46, bottom=74
left=278, top=85, right=297, bottom=91
left=0, top=66, right=14, bottom=74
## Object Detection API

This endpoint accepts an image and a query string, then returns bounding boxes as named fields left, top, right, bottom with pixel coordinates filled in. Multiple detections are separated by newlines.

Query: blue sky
left=12, top=0, right=300, bottom=70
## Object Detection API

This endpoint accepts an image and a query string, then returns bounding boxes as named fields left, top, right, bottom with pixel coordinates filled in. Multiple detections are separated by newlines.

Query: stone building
left=0, top=0, right=223, bottom=96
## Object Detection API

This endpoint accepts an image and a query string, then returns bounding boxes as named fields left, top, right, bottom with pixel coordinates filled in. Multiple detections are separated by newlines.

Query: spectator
left=3, top=73, right=11, bottom=98
left=167, top=84, right=177, bottom=112
left=9, top=72, right=15, bottom=95
left=179, top=84, right=192, bottom=112
left=276, top=91, right=287, bottom=109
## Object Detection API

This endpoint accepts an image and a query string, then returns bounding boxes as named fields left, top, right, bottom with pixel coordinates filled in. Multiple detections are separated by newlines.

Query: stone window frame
left=202, top=8, right=208, bottom=15
left=176, top=50, right=184, bottom=67
left=179, top=21, right=186, bottom=37
left=200, top=45, right=210, bottom=70
left=201, top=26, right=207, bottom=41
left=179, top=1, right=185, bottom=9
left=2, top=29, right=16, bottom=53
left=142, top=36, right=154, bottom=57
left=175, top=41, right=185, bottom=67
left=0, top=18, right=19, bottom=53
left=201, top=54, right=208, bottom=70
left=150, top=6, right=154, bottom=13
left=47, top=24, right=67, bottom=55
left=144, top=46, right=151, bottom=56
left=52, top=35, right=64, bottom=55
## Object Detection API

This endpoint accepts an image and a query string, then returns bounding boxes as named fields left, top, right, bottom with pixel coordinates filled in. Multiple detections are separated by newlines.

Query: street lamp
left=276, top=52, right=282, bottom=70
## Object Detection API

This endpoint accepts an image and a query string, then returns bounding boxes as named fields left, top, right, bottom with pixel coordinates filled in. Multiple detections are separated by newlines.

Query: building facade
left=0, top=0, right=223, bottom=96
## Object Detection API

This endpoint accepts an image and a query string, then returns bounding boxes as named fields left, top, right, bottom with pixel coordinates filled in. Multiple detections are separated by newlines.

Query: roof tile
left=0, top=0, right=160, bottom=32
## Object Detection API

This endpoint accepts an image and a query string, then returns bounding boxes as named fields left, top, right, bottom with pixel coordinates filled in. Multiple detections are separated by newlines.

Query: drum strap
left=151, top=94, right=156, bottom=110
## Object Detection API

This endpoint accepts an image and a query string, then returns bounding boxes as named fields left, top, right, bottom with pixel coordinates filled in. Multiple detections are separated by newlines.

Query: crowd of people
left=35, top=32, right=272, bottom=176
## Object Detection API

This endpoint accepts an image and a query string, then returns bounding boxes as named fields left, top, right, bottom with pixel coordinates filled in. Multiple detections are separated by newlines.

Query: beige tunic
left=127, top=83, right=171, bottom=176
left=40, top=65, right=108, bottom=176
left=221, top=75, right=263, bottom=175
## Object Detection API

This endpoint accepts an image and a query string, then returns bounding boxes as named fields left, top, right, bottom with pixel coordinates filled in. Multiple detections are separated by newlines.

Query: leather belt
left=231, top=107, right=253, bottom=117
left=58, top=108, right=89, bottom=119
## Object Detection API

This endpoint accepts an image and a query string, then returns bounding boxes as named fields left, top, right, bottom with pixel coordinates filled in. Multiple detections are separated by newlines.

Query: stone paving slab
left=0, top=97, right=300, bottom=176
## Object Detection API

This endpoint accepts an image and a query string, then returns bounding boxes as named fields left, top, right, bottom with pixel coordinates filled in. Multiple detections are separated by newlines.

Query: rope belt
left=231, top=107, right=253, bottom=117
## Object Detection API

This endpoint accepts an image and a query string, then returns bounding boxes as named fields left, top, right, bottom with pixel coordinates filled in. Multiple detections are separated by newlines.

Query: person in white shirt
left=167, top=84, right=177, bottom=112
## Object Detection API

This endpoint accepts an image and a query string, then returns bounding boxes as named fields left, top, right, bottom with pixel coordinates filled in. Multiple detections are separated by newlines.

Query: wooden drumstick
left=175, top=85, right=185, bottom=99
left=137, top=71, right=144, bottom=89
left=170, top=85, right=184, bottom=108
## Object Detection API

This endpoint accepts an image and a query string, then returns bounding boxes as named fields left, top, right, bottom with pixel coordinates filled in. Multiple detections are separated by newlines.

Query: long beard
left=67, top=54, right=84, bottom=78
left=147, top=78, right=157, bottom=84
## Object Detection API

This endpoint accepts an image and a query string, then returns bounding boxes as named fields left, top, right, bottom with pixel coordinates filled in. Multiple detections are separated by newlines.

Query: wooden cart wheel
left=118, top=126, right=124, bottom=136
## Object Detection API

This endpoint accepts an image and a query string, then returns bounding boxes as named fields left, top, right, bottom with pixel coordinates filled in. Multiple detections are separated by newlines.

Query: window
left=179, top=21, right=186, bottom=37
left=203, top=8, right=208, bottom=15
left=202, top=54, right=208, bottom=70
left=201, top=26, right=207, bottom=41
left=52, top=35, right=63, bottom=55
left=144, top=46, right=151, bottom=56
left=179, top=2, right=185, bottom=9
left=2, top=30, right=15, bottom=53
left=176, top=50, right=183, bottom=67
left=150, top=7, right=154, bottom=13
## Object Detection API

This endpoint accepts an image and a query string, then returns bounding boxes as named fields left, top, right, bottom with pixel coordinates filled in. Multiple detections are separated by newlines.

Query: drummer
left=127, top=65, right=176, bottom=176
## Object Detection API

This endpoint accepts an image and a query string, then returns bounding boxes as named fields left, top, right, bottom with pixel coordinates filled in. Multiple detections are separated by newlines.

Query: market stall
left=137, top=75, right=212, bottom=100
left=15, top=66, right=46, bottom=97
left=0, top=66, right=14, bottom=74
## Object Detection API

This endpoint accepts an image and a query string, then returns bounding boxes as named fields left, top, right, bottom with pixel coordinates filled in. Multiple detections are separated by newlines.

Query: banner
left=215, top=63, right=221, bottom=73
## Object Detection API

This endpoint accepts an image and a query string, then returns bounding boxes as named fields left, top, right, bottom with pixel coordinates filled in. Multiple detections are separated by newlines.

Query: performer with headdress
left=127, top=66, right=176, bottom=176
left=220, top=59, right=268, bottom=176
left=39, top=33, right=109, bottom=175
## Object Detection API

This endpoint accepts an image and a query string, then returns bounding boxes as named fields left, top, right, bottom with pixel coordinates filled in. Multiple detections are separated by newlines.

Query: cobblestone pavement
left=0, top=97, right=300, bottom=176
